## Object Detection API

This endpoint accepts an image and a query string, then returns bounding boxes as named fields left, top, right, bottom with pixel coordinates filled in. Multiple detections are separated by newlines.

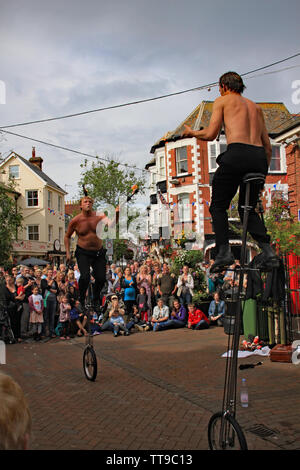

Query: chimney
left=29, top=146, right=43, bottom=170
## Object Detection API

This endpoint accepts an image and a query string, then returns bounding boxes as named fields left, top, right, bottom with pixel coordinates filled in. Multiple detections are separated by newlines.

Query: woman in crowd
left=56, top=272, right=66, bottom=302
left=33, top=269, right=43, bottom=294
left=66, top=269, right=79, bottom=291
left=152, top=261, right=161, bottom=305
left=41, top=269, right=58, bottom=338
left=136, top=264, right=152, bottom=314
left=4, top=275, right=22, bottom=342
left=177, top=264, right=194, bottom=307
left=112, top=267, right=123, bottom=293
left=122, top=266, right=136, bottom=318
left=168, top=298, right=187, bottom=329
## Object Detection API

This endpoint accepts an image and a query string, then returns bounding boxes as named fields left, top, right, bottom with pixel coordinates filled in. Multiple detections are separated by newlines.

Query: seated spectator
left=208, top=292, right=225, bottom=326
left=127, top=304, right=147, bottom=332
left=187, top=303, right=210, bottom=330
left=109, top=297, right=129, bottom=337
left=0, top=372, right=32, bottom=450
left=69, top=300, right=88, bottom=337
left=66, top=284, right=79, bottom=307
left=157, top=263, right=177, bottom=309
left=177, top=265, right=194, bottom=307
left=168, top=299, right=187, bottom=329
left=151, top=298, right=169, bottom=332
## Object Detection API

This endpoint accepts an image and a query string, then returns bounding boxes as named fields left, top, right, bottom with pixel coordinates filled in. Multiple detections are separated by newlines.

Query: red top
left=188, top=309, right=210, bottom=325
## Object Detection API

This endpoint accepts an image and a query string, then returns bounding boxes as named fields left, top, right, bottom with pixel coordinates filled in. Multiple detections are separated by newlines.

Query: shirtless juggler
left=64, top=196, right=118, bottom=310
left=182, top=71, right=279, bottom=272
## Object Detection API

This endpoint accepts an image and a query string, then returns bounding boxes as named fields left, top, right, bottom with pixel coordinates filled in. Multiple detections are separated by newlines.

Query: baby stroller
left=0, top=304, right=15, bottom=344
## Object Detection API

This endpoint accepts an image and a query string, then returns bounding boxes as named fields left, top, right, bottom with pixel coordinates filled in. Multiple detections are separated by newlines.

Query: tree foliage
left=0, top=181, right=23, bottom=267
left=79, top=156, right=146, bottom=209
left=264, top=194, right=300, bottom=256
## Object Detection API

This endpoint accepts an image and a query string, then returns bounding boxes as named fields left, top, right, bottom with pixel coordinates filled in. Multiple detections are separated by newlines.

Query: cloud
left=0, top=0, right=300, bottom=202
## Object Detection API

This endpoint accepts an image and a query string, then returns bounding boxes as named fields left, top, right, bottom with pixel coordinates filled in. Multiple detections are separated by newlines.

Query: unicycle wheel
left=208, top=411, right=248, bottom=450
left=83, top=344, right=98, bottom=381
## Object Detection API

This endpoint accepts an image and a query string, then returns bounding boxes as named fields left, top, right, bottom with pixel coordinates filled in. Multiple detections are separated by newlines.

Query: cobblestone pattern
left=2, top=327, right=300, bottom=450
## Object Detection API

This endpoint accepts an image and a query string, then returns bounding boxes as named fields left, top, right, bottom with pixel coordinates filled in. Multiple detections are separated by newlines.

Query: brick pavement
left=1, top=326, right=300, bottom=451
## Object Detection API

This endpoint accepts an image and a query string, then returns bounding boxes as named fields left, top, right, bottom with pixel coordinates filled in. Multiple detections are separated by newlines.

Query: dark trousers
left=75, top=245, right=106, bottom=307
left=209, top=143, right=270, bottom=250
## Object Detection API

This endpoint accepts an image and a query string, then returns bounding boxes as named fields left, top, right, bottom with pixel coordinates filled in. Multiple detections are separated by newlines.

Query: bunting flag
left=158, top=190, right=169, bottom=207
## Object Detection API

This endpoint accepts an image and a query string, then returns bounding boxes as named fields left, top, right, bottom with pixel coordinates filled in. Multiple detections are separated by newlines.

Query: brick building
left=146, top=101, right=292, bottom=260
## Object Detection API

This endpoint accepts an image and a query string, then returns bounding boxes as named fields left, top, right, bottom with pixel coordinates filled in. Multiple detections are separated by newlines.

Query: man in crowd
left=157, top=263, right=177, bottom=309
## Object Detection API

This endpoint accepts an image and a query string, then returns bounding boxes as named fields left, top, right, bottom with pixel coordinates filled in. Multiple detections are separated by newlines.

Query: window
left=26, top=190, right=39, bottom=207
left=208, top=141, right=227, bottom=173
left=27, top=225, right=39, bottom=241
left=150, top=171, right=157, bottom=192
left=270, top=145, right=282, bottom=172
left=176, top=147, right=188, bottom=175
left=159, top=154, right=166, bottom=177
left=178, top=193, right=191, bottom=222
left=58, top=195, right=62, bottom=212
left=9, top=165, right=20, bottom=178
left=48, top=190, right=53, bottom=209
left=59, top=227, right=63, bottom=244
left=48, top=224, right=53, bottom=242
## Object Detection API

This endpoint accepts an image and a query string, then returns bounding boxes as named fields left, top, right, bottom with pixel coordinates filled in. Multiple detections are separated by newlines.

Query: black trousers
left=75, top=245, right=107, bottom=306
left=209, top=143, right=270, bottom=249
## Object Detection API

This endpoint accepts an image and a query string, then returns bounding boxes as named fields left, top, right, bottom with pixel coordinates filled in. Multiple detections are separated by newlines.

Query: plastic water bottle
left=240, top=378, right=249, bottom=408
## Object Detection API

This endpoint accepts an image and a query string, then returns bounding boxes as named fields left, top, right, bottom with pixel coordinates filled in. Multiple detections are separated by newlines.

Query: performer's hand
left=182, top=124, right=194, bottom=138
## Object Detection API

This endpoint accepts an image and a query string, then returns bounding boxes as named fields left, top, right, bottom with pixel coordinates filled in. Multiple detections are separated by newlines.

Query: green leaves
left=79, top=156, right=146, bottom=210
left=0, top=183, right=23, bottom=267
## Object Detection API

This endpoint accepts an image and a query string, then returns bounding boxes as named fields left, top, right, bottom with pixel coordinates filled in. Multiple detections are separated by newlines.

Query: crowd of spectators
left=0, top=255, right=242, bottom=343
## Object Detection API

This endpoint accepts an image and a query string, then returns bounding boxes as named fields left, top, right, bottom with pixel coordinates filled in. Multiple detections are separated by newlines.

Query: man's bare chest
left=75, top=216, right=103, bottom=236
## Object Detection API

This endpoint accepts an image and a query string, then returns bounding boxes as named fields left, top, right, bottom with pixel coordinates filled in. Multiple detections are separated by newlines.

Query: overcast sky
left=0, top=0, right=299, bottom=202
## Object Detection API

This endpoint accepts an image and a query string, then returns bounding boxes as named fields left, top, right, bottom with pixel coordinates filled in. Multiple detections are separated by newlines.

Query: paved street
left=2, top=326, right=300, bottom=451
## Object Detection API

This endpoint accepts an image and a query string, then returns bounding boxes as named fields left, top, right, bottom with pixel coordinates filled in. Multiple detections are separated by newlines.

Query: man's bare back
left=182, top=86, right=272, bottom=165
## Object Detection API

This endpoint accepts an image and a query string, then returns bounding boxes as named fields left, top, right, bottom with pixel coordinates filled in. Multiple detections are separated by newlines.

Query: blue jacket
left=208, top=300, right=225, bottom=317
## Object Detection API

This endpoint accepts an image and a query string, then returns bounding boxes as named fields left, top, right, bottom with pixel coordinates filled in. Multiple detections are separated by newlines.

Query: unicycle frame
left=209, top=174, right=265, bottom=450
left=82, top=281, right=98, bottom=381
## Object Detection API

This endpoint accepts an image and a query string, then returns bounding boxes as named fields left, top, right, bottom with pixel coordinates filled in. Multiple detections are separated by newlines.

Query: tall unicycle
left=208, top=172, right=267, bottom=450
left=83, top=282, right=98, bottom=382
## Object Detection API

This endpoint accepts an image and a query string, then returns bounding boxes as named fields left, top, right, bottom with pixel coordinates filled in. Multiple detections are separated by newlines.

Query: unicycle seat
left=243, top=173, right=265, bottom=185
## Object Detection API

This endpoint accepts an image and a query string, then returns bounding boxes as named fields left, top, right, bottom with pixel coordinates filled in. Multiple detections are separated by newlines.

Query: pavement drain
left=246, top=424, right=279, bottom=439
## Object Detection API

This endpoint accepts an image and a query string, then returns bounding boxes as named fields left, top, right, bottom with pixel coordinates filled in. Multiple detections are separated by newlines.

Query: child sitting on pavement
left=127, top=304, right=148, bottom=332
left=187, top=303, right=210, bottom=330
left=109, top=298, right=129, bottom=337
left=70, top=300, right=88, bottom=337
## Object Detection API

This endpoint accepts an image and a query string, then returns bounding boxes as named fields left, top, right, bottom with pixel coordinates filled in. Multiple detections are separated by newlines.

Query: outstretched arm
left=64, top=218, right=76, bottom=263
left=182, top=98, right=223, bottom=141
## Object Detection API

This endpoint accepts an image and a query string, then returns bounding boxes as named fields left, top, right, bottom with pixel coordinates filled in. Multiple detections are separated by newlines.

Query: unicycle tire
left=83, top=344, right=97, bottom=381
left=208, top=411, right=248, bottom=450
